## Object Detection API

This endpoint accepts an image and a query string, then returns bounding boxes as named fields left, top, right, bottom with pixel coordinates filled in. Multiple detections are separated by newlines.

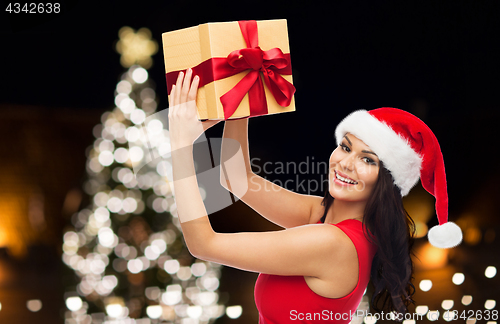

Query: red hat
left=335, top=108, right=462, bottom=249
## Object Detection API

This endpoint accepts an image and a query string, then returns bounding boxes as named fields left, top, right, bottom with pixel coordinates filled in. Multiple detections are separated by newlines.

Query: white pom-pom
left=428, top=222, right=463, bottom=248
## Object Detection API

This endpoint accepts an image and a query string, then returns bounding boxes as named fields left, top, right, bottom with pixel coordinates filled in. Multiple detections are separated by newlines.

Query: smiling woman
left=168, top=70, right=462, bottom=323
left=328, top=134, right=380, bottom=203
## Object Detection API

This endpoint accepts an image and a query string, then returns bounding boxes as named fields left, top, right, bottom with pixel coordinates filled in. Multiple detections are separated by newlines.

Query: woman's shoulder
left=303, top=220, right=361, bottom=255
left=331, top=220, right=378, bottom=256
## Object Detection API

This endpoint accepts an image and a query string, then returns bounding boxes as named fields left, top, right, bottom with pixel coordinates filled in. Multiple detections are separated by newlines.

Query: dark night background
left=1, top=1, right=499, bottom=323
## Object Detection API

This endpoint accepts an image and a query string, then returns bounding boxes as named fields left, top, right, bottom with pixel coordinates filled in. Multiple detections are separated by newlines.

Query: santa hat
left=335, top=108, right=462, bottom=249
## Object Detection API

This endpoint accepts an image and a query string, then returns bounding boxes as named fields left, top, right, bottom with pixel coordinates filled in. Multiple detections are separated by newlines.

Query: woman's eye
left=362, top=157, right=376, bottom=165
left=340, top=143, right=350, bottom=152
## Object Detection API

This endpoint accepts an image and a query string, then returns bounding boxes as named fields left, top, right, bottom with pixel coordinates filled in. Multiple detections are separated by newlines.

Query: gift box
left=162, top=19, right=296, bottom=120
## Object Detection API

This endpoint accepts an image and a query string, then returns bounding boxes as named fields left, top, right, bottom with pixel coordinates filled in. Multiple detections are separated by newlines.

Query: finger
left=174, top=72, right=184, bottom=106
left=187, top=75, right=199, bottom=102
left=169, top=85, right=176, bottom=107
left=181, top=68, right=193, bottom=104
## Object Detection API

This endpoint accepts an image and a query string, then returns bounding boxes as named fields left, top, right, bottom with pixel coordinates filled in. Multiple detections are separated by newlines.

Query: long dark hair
left=320, top=162, right=416, bottom=318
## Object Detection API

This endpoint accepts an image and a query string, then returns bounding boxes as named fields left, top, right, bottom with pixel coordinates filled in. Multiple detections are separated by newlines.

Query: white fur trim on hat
left=428, top=222, right=463, bottom=248
left=335, top=110, right=422, bottom=196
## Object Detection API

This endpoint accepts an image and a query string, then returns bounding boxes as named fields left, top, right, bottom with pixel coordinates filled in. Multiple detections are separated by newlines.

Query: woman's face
left=328, top=133, right=380, bottom=202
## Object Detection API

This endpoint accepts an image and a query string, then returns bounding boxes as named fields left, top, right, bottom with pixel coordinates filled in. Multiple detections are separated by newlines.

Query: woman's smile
left=333, top=170, right=358, bottom=185
left=328, top=133, right=380, bottom=201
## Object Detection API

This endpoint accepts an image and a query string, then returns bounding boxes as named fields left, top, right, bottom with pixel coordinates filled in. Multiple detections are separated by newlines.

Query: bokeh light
left=66, top=296, right=83, bottom=311
left=441, top=300, right=454, bottom=310
left=461, top=295, right=473, bottom=306
left=226, top=305, right=243, bottom=319
left=116, top=80, right=132, bottom=94
left=106, top=304, right=124, bottom=318
left=419, top=279, right=433, bottom=292
left=132, top=67, right=148, bottom=84
left=426, top=310, right=439, bottom=321
left=415, top=305, right=429, bottom=315
left=452, top=273, right=465, bottom=285
left=26, top=300, right=42, bottom=312
left=485, top=266, right=497, bottom=278
left=484, top=300, right=496, bottom=310
left=146, top=305, right=162, bottom=319
left=116, top=27, right=158, bottom=69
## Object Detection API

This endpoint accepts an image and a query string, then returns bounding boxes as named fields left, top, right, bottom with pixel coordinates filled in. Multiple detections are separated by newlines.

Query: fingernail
left=194, top=75, right=199, bottom=81
left=188, top=68, right=192, bottom=73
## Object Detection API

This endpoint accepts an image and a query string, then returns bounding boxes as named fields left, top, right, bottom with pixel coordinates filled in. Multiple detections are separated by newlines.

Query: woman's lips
left=333, top=170, right=358, bottom=186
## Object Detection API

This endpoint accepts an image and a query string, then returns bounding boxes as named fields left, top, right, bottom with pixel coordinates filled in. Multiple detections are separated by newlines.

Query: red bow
left=166, top=20, right=295, bottom=120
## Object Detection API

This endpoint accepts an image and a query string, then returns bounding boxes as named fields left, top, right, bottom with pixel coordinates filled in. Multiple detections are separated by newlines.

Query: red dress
left=254, top=219, right=378, bottom=323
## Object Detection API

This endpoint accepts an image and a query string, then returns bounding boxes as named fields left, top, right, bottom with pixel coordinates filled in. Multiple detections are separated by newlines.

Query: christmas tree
left=61, top=26, right=234, bottom=324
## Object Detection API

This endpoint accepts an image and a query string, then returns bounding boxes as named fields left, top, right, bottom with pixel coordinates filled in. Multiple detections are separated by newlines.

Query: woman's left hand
left=168, top=68, right=220, bottom=148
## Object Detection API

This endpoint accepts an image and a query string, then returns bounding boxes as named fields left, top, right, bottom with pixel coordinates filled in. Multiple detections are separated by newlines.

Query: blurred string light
left=443, top=313, right=454, bottom=322
left=62, top=27, right=227, bottom=324
left=65, top=297, right=82, bottom=312
left=116, top=27, right=158, bottom=69
left=419, top=279, right=433, bottom=292
left=426, top=310, right=439, bottom=322
left=461, top=295, right=473, bottom=306
left=27, top=299, right=42, bottom=312
left=226, top=306, right=242, bottom=319
left=146, top=305, right=162, bottom=319
left=441, top=300, right=454, bottom=310
left=484, top=300, right=496, bottom=310
left=363, top=315, right=377, bottom=324
left=452, top=273, right=465, bottom=285
left=415, top=305, right=429, bottom=315
left=485, top=266, right=496, bottom=278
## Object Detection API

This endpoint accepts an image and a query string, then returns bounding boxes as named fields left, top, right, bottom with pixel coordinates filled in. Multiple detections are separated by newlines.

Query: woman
left=168, top=68, right=462, bottom=323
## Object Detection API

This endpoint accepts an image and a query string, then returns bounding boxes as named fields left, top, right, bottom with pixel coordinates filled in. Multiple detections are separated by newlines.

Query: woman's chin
left=329, top=187, right=365, bottom=202
left=329, top=190, right=353, bottom=201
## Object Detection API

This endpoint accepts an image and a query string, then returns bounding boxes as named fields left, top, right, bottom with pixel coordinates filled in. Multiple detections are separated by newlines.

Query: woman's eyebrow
left=343, top=135, right=353, bottom=146
left=362, top=150, right=378, bottom=156
left=345, top=134, right=378, bottom=156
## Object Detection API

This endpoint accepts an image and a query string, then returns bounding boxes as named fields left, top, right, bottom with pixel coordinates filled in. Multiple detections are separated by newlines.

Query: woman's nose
left=339, top=155, right=355, bottom=171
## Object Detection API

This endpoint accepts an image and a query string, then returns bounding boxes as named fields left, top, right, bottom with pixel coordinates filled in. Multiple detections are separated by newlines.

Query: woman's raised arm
left=220, top=119, right=323, bottom=228
left=169, top=69, right=344, bottom=279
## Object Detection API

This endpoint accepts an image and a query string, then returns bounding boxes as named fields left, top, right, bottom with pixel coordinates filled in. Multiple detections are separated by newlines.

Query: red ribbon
left=165, top=20, right=295, bottom=120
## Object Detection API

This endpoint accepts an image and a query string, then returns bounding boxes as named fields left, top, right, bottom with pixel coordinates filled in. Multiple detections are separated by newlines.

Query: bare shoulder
left=305, top=223, right=360, bottom=298
left=315, top=223, right=356, bottom=251
left=297, top=222, right=355, bottom=257
left=302, top=197, right=356, bottom=252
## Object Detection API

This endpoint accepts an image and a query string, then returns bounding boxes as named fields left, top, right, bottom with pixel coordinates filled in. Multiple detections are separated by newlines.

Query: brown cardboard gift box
left=162, top=19, right=295, bottom=120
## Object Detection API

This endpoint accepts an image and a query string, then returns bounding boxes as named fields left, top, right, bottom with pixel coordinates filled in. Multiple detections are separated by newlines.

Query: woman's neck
left=324, top=198, right=366, bottom=224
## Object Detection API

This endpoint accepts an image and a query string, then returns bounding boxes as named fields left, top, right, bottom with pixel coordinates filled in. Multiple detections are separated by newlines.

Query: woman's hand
left=168, top=68, right=220, bottom=148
